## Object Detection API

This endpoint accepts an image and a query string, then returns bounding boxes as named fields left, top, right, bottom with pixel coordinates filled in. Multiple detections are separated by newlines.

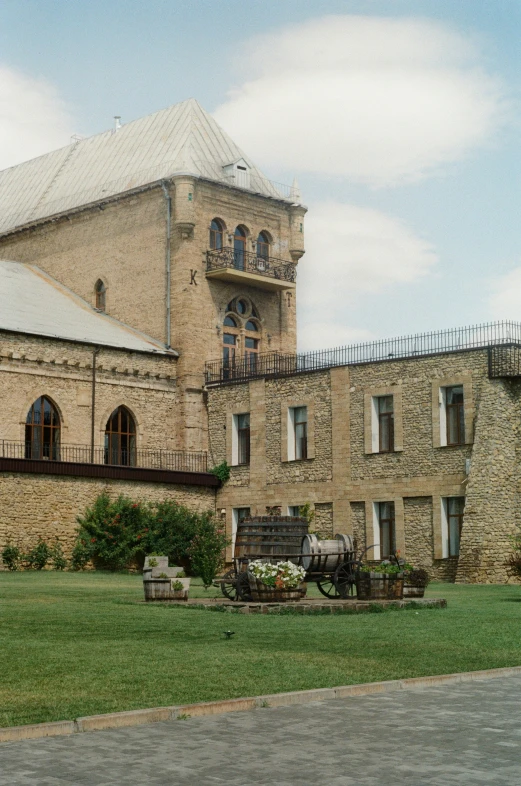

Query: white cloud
left=215, top=16, right=506, bottom=186
left=297, top=201, right=437, bottom=350
left=489, top=268, right=521, bottom=321
left=0, top=66, right=73, bottom=170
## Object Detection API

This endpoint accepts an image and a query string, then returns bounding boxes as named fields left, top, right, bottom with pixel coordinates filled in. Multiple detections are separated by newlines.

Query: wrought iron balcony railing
left=206, top=248, right=296, bottom=284
left=0, top=441, right=208, bottom=474
left=205, top=321, right=521, bottom=385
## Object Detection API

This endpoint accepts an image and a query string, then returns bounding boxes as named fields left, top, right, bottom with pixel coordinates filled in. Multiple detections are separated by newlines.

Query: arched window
left=25, top=396, right=60, bottom=460
left=256, top=231, right=270, bottom=260
left=245, top=319, right=258, bottom=332
left=233, top=226, right=246, bottom=271
left=210, top=219, right=224, bottom=250
left=95, top=279, right=106, bottom=312
left=224, top=315, right=238, bottom=327
left=105, top=406, right=136, bottom=466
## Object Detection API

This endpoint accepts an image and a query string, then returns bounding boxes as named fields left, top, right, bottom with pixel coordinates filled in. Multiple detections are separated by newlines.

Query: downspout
left=91, top=347, right=100, bottom=463
left=161, top=181, right=172, bottom=348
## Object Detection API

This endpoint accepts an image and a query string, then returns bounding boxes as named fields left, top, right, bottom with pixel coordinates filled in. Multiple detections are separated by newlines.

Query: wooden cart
left=219, top=516, right=359, bottom=601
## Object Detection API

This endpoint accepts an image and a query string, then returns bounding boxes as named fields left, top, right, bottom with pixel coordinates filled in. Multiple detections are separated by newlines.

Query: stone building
left=207, top=330, right=521, bottom=583
left=0, top=97, right=518, bottom=582
left=0, top=98, right=304, bottom=558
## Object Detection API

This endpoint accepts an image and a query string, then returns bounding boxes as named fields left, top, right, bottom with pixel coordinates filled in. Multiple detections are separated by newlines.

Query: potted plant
left=248, top=560, right=306, bottom=602
left=171, top=578, right=190, bottom=600
left=356, top=561, right=404, bottom=600
left=403, top=567, right=430, bottom=598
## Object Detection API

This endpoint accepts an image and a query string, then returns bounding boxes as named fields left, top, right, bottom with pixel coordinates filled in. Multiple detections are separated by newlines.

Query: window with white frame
left=372, top=501, right=396, bottom=560
left=232, top=413, right=250, bottom=465
left=439, top=385, right=465, bottom=446
left=232, top=507, right=250, bottom=555
left=288, top=406, right=308, bottom=461
left=441, top=497, right=465, bottom=557
left=371, top=395, right=394, bottom=453
left=288, top=505, right=302, bottom=517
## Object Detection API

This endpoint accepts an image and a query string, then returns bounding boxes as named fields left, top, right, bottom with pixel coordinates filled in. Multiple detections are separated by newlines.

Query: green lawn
left=1, top=572, right=520, bottom=728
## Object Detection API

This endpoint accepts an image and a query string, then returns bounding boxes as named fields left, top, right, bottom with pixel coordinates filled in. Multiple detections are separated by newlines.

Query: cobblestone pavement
left=2, top=675, right=521, bottom=786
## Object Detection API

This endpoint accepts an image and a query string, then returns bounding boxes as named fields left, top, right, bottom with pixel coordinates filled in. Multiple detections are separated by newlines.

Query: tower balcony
left=206, top=248, right=296, bottom=292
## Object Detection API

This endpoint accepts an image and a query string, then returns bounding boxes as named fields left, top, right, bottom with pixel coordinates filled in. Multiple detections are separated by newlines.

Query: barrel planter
left=248, top=574, right=306, bottom=602
left=355, top=572, right=404, bottom=601
left=235, top=516, right=308, bottom=566
left=143, top=578, right=173, bottom=601
left=301, top=533, right=354, bottom=573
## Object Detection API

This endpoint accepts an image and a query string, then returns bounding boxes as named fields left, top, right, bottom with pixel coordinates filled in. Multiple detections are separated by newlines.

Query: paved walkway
left=2, top=675, right=521, bottom=785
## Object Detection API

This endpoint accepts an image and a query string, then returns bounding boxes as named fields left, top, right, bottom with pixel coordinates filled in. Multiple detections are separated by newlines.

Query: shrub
left=74, top=494, right=223, bottom=574
left=507, top=532, right=521, bottom=578
left=2, top=544, right=22, bottom=571
left=210, top=461, right=230, bottom=484
left=142, top=501, right=202, bottom=571
left=71, top=538, right=94, bottom=571
left=75, top=493, right=147, bottom=571
left=172, top=580, right=184, bottom=591
left=188, top=518, right=229, bottom=588
left=51, top=542, right=68, bottom=571
left=26, top=539, right=51, bottom=570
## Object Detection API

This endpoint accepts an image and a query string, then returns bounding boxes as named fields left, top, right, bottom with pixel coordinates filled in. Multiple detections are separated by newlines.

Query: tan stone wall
left=0, top=331, right=181, bottom=450
left=209, top=348, right=521, bottom=582
left=0, top=190, right=169, bottom=343
left=0, top=472, right=216, bottom=558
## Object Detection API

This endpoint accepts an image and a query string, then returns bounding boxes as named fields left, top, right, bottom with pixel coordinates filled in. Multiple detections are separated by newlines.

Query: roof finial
left=113, top=116, right=121, bottom=132
left=291, top=177, right=301, bottom=202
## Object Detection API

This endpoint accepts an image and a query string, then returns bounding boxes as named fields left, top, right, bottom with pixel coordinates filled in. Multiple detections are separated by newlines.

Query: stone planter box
left=356, top=572, right=404, bottom=601
left=248, top=574, right=306, bottom=603
left=143, top=577, right=191, bottom=601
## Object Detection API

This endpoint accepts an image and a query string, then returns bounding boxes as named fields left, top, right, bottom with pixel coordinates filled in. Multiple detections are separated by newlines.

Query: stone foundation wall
left=0, top=472, right=216, bottom=559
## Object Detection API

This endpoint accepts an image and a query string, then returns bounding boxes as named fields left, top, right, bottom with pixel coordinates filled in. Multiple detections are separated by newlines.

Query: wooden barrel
left=234, top=516, right=308, bottom=564
left=301, top=533, right=354, bottom=573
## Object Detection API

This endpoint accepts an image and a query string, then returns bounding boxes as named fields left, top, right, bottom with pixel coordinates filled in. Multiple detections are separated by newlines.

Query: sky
left=0, top=0, right=520, bottom=351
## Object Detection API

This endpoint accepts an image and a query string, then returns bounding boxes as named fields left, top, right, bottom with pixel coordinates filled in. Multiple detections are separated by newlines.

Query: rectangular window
left=445, top=385, right=465, bottom=446
left=288, top=505, right=301, bottom=517
left=376, top=395, right=394, bottom=453
left=293, top=406, right=308, bottom=460
left=375, top=501, right=396, bottom=559
left=442, top=497, right=465, bottom=557
left=236, top=413, right=250, bottom=465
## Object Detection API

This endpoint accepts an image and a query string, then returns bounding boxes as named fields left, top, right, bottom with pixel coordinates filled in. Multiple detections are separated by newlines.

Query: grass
left=1, top=572, right=520, bottom=728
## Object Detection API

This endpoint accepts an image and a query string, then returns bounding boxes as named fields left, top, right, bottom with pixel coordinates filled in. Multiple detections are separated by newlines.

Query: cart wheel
left=316, top=575, right=341, bottom=599
left=220, top=569, right=239, bottom=601
left=236, top=571, right=253, bottom=602
left=334, top=560, right=359, bottom=598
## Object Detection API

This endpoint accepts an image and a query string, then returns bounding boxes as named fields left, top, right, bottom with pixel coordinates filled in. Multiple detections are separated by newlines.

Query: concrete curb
left=2, top=664, right=521, bottom=743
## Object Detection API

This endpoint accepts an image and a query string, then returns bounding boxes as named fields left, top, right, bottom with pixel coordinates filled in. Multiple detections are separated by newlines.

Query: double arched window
left=25, top=396, right=61, bottom=460
left=95, top=279, right=106, bottom=312
left=222, top=298, right=260, bottom=373
left=105, top=406, right=136, bottom=466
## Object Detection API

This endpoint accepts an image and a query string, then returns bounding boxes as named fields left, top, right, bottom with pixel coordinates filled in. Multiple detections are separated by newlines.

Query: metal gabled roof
left=0, top=98, right=290, bottom=235
left=0, top=259, right=176, bottom=355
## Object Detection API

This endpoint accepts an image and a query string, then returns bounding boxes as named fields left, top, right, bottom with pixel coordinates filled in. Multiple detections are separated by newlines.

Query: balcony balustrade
left=0, top=441, right=208, bottom=474
left=206, top=248, right=296, bottom=291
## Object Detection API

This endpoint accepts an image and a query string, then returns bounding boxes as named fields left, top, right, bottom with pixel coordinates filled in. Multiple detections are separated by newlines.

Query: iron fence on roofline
left=205, top=321, right=521, bottom=385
